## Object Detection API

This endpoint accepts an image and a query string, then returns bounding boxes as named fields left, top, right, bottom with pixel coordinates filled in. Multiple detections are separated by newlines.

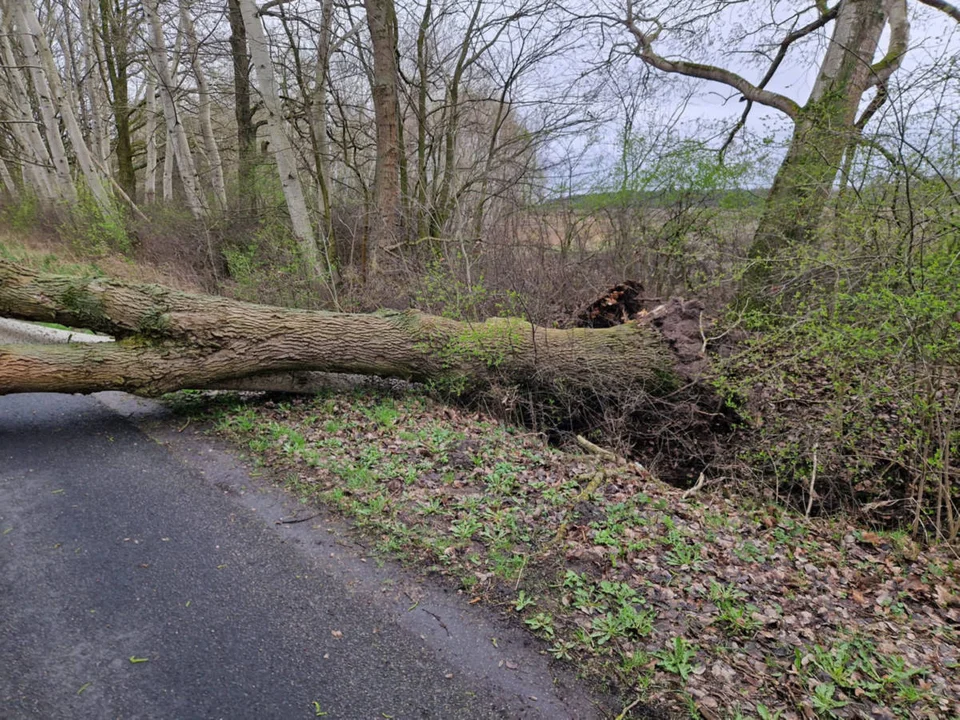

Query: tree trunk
left=238, top=0, right=325, bottom=275
left=144, top=73, right=158, bottom=205
left=144, top=0, right=206, bottom=219
left=80, top=0, right=111, bottom=170
left=8, top=8, right=77, bottom=204
left=364, top=0, right=402, bottom=275
left=181, top=4, right=228, bottom=211
left=746, top=0, right=897, bottom=272
left=17, top=6, right=113, bottom=213
left=0, top=34, right=58, bottom=202
left=98, top=0, right=138, bottom=201
left=312, top=0, right=337, bottom=273
left=0, top=156, right=18, bottom=198
left=226, top=0, right=257, bottom=213
left=0, top=259, right=678, bottom=400
left=162, top=131, right=175, bottom=202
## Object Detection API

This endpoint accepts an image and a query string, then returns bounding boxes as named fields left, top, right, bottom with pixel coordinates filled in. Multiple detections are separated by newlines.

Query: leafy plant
left=524, top=612, right=555, bottom=638
left=654, top=637, right=699, bottom=681
left=514, top=590, right=537, bottom=612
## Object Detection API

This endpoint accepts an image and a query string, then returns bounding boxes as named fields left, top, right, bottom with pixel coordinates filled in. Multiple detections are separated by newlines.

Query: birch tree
left=0, top=155, right=18, bottom=198
left=144, top=0, right=206, bottom=218
left=4, top=5, right=77, bottom=203
left=144, top=73, right=159, bottom=204
left=79, top=0, right=111, bottom=169
left=0, top=34, right=59, bottom=202
left=238, top=0, right=326, bottom=274
left=180, top=3, right=227, bottom=210
left=17, top=4, right=113, bottom=212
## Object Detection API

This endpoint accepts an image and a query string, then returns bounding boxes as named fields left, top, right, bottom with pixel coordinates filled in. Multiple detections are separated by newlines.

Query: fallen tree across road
left=0, top=259, right=699, bottom=402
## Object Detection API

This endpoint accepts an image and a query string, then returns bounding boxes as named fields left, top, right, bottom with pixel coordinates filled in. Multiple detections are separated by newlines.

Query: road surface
left=0, top=392, right=604, bottom=720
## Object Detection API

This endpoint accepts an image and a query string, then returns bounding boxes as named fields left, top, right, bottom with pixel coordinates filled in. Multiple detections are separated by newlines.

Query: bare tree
left=144, top=0, right=207, bottom=218
left=180, top=2, right=228, bottom=210
left=584, top=0, right=950, bottom=295
left=364, top=0, right=402, bottom=275
left=238, top=0, right=330, bottom=276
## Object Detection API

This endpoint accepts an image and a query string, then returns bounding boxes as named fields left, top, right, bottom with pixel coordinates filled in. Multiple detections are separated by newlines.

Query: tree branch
left=719, top=4, right=840, bottom=156
left=917, top=0, right=960, bottom=22
left=623, top=11, right=800, bottom=119
left=870, top=0, right=910, bottom=85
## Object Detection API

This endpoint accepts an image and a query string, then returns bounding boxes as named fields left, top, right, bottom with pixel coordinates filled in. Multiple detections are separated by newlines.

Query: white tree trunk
left=237, top=0, right=322, bottom=270
left=162, top=131, right=175, bottom=202
left=8, top=8, right=77, bottom=203
left=0, top=33, right=58, bottom=202
left=144, top=0, right=206, bottom=219
left=17, top=4, right=112, bottom=211
left=0, top=156, right=18, bottom=198
left=80, top=0, right=111, bottom=169
left=180, top=4, right=227, bottom=211
left=145, top=74, right=159, bottom=205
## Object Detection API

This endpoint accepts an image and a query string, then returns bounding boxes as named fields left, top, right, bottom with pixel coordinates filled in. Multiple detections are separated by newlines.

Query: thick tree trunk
left=0, top=259, right=677, bottom=399
left=744, top=0, right=907, bottom=299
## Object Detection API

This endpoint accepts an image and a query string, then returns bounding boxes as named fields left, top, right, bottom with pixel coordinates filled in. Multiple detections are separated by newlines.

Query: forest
left=0, top=0, right=958, bottom=714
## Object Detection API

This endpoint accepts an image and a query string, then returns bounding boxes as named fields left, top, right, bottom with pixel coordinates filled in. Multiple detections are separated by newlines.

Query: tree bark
left=144, top=73, right=158, bottom=204
left=748, top=0, right=899, bottom=263
left=364, top=0, right=402, bottom=275
left=181, top=4, right=228, bottom=211
left=98, top=0, right=138, bottom=200
left=226, top=0, right=257, bottom=213
left=80, top=0, right=111, bottom=170
left=7, top=7, right=77, bottom=204
left=0, top=156, right=18, bottom=198
left=144, top=0, right=206, bottom=219
left=0, top=34, right=58, bottom=202
left=0, top=259, right=677, bottom=399
left=17, top=4, right=112, bottom=212
left=238, top=0, right=324, bottom=274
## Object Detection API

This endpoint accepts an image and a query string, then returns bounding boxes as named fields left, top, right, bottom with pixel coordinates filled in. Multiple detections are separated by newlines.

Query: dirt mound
left=575, top=281, right=646, bottom=328
left=643, top=297, right=708, bottom=380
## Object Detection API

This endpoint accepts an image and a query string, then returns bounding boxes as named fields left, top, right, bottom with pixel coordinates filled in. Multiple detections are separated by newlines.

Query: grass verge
left=165, top=387, right=960, bottom=720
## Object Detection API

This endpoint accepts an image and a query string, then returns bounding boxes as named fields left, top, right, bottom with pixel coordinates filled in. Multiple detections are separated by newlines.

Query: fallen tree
left=0, top=259, right=696, bottom=400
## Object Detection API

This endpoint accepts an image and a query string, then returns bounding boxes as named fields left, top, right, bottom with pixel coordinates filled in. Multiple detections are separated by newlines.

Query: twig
left=615, top=695, right=644, bottom=720
left=276, top=513, right=321, bottom=525
left=514, top=554, right=528, bottom=591
left=682, top=472, right=706, bottom=499
left=699, top=309, right=744, bottom=354
left=805, top=444, right=819, bottom=519
left=421, top=608, right=451, bottom=636
left=575, top=434, right=622, bottom=464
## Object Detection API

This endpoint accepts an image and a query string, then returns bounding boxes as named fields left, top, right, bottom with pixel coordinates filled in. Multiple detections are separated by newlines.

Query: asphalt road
left=0, top=393, right=602, bottom=720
